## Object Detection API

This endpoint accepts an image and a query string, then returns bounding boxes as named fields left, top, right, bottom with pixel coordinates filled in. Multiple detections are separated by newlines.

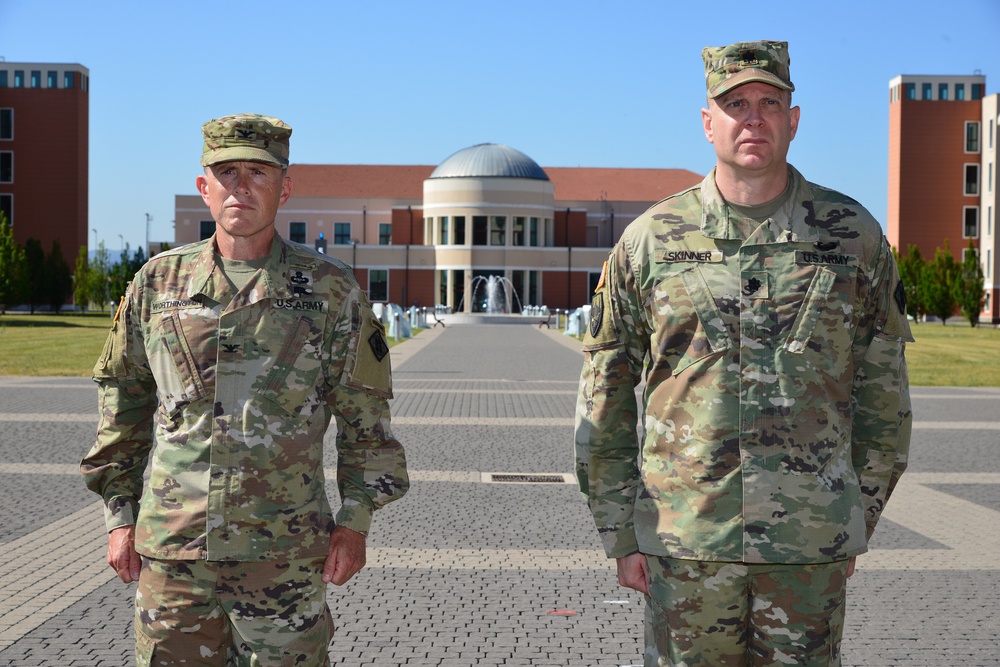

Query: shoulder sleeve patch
left=344, top=301, right=393, bottom=398
left=582, top=288, right=620, bottom=351
left=881, top=280, right=914, bottom=342
left=93, top=291, right=133, bottom=380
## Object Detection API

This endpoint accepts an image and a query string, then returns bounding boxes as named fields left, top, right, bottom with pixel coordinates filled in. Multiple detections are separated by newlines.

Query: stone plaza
left=1, top=323, right=998, bottom=666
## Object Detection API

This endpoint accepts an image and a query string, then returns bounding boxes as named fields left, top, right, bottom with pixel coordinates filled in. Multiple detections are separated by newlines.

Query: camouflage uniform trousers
left=135, top=555, right=334, bottom=666
left=643, top=555, right=850, bottom=667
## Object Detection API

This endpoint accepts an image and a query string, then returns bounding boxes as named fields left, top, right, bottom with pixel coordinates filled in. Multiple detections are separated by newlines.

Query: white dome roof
left=430, top=143, right=549, bottom=181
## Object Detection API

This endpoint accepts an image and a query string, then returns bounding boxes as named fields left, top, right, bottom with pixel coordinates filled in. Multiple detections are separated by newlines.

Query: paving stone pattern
left=0, top=326, right=998, bottom=665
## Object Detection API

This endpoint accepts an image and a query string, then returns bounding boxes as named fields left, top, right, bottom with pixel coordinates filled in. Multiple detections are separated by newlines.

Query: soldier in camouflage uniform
left=81, top=113, right=409, bottom=666
left=575, top=42, right=912, bottom=666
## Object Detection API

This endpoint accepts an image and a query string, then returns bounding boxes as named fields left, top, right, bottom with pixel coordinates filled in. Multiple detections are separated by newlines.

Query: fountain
left=458, top=275, right=523, bottom=314
left=444, top=274, right=542, bottom=324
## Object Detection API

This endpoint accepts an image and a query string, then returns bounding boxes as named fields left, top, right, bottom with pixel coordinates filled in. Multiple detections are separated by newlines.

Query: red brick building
left=175, top=144, right=702, bottom=312
left=0, top=62, right=90, bottom=265
left=887, top=74, right=1000, bottom=323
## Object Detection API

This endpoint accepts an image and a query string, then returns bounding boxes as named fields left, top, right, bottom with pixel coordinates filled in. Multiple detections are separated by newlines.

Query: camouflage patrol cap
left=702, top=41, right=794, bottom=99
left=200, top=113, right=292, bottom=167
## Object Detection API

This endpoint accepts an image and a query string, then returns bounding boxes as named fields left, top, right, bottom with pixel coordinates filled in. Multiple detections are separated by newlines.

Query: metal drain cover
left=482, top=472, right=574, bottom=484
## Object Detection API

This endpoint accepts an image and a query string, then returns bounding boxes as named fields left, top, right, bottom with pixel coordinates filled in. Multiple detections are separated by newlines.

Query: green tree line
left=0, top=211, right=146, bottom=314
left=895, top=239, right=986, bottom=327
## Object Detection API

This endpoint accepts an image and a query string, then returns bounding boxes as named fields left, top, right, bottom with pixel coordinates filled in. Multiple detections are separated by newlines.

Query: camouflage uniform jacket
left=575, top=166, right=912, bottom=564
left=82, top=233, right=408, bottom=561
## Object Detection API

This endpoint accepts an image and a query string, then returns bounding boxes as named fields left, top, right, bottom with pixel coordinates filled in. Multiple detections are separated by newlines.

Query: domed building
left=422, top=144, right=555, bottom=312
left=173, top=143, right=701, bottom=313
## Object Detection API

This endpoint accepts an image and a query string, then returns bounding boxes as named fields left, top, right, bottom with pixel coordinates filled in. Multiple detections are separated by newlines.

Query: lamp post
left=145, top=213, right=153, bottom=256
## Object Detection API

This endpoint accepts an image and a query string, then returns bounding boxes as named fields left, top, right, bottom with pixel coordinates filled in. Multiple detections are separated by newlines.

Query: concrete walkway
left=0, top=324, right=998, bottom=666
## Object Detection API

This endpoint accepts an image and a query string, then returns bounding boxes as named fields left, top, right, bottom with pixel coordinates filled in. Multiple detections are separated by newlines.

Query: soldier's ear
left=278, top=175, right=293, bottom=208
left=196, top=173, right=210, bottom=204
left=701, top=107, right=714, bottom=144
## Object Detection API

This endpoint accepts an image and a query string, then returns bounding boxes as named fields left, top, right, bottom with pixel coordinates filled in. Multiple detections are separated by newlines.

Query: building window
left=63, top=71, right=73, bottom=88
left=379, top=223, right=391, bottom=245
left=440, top=216, right=449, bottom=245
left=333, top=222, right=351, bottom=244
left=439, top=270, right=448, bottom=307
left=14, top=71, right=24, bottom=88
left=0, top=71, right=6, bottom=87
left=990, top=119, right=995, bottom=149
left=472, top=216, right=488, bottom=245
left=0, top=152, right=12, bottom=183
left=453, top=216, right=466, bottom=245
left=989, top=163, right=994, bottom=194
left=490, top=216, right=506, bottom=245
left=0, top=109, right=11, bottom=140
left=289, top=221, right=306, bottom=244
left=0, top=194, right=12, bottom=225
left=962, top=247, right=978, bottom=264
left=512, top=217, right=525, bottom=246
left=200, top=220, right=216, bottom=240
left=939, top=83, right=948, bottom=100
left=904, top=83, right=915, bottom=100
left=956, top=84, right=965, bottom=100
left=922, top=83, right=932, bottom=100
left=30, top=71, right=40, bottom=88
left=972, top=83, right=983, bottom=100
left=965, top=164, right=980, bottom=195
left=966, top=122, right=980, bottom=153
left=529, top=217, right=539, bottom=246
left=369, top=270, right=388, bottom=302
left=963, top=207, right=979, bottom=238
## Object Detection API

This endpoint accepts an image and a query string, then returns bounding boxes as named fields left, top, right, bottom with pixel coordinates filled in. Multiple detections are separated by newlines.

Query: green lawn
left=0, top=311, right=114, bottom=376
left=0, top=313, right=996, bottom=385
left=0, top=312, right=417, bottom=377
left=906, top=322, right=1000, bottom=387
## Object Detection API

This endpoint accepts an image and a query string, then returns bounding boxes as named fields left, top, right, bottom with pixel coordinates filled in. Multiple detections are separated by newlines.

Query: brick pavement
left=0, top=323, right=998, bottom=666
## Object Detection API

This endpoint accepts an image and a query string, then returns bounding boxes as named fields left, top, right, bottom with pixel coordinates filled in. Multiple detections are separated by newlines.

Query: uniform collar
left=700, top=164, right=823, bottom=243
left=186, top=232, right=295, bottom=304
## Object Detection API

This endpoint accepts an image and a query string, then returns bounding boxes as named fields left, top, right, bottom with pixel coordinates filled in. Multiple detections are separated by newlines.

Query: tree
left=895, top=244, right=925, bottom=322
left=23, top=238, right=46, bottom=313
left=45, top=241, right=73, bottom=313
left=953, top=240, right=985, bottom=327
left=921, top=241, right=960, bottom=325
left=108, top=244, right=146, bottom=304
left=74, top=245, right=91, bottom=312
left=0, top=211, right=28, bottom=314
left=88, top=241, right=111, bottom=311
left=108, top=245, right=131, bottom=306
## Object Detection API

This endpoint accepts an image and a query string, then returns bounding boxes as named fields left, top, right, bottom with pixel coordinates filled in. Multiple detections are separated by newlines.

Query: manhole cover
left=482, top=473, right=574, bottom=484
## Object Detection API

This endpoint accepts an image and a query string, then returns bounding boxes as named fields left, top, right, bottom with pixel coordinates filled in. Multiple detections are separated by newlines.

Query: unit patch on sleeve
left=894, top=280, right=907, bottom=315
left=368, top=330, right=389, bottom=362
left=589, top=293, right=604, bottom=338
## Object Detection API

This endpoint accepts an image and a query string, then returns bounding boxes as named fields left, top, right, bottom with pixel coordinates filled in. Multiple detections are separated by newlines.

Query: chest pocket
left=257, top=314, right=325, bottom=418
left=780, top=263, right=858, bottom=378
left=648, top=265, right=735, bottom=376
left=150, top=311, right=213, bottom=417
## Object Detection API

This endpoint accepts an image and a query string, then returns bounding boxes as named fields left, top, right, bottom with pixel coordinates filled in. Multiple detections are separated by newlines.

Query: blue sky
left=2, top=0, right=998, bottom=253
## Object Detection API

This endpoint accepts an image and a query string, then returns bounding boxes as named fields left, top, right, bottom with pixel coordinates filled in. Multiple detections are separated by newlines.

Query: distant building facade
left=888, top=74, right=1000, bottom=323
left=174, top=143, right=701, bottom=312
left=0, top=62, right=90, bottom=265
